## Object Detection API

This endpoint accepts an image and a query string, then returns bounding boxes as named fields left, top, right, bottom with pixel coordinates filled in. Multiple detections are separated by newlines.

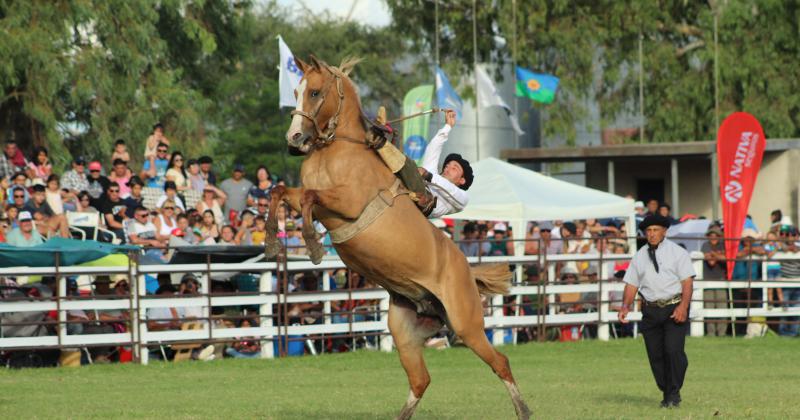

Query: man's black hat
left=442, top=153, right=474, bottom=190
left=639, top=214, right=671, bottom=231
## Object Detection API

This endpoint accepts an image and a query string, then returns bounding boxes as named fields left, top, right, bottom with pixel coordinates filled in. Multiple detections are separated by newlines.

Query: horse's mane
left=331, top=57, right=367, bottom=130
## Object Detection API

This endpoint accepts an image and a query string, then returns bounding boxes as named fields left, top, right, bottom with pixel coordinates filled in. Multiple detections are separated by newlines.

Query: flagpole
left=512, top=0, right=519, bottom=149
left=638, top=31, right=644, bottom=144
left=434, top=0, right=440, bottom=68
left=472, top=0, right=480, bottom=161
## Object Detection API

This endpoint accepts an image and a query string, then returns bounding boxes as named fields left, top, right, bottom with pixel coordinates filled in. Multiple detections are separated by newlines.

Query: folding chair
left=66, top=211, right=118, bottom=243
left=171, top=322, right=204, bottom=362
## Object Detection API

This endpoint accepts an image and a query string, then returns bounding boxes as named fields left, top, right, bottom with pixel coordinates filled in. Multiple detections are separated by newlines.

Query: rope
left=426, top=181, right=465, bottom=213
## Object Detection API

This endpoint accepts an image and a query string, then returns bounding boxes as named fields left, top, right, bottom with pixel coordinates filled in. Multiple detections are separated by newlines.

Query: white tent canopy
left=449, top=158, right=635, bottom=222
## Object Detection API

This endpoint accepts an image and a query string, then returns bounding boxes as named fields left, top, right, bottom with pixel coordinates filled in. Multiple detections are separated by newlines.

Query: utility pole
left=472, top=0, right=480, bottom=161
left=512, top=0, right=519, bottom=149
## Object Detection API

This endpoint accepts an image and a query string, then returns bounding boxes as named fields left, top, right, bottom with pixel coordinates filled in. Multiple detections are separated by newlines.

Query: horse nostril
left=292, top=132, right=303, bottom=141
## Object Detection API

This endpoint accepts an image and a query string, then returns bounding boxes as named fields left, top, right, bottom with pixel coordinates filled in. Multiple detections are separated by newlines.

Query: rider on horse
left=368, top=109, right=473, bottom=217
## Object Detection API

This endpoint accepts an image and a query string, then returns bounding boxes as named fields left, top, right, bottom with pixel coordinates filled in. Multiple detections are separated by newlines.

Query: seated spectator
left=6, top=211, right=44, bottom=247
left=658, top=203, right=679, bottom=225
left=487, top=223, right=510, bottom=256
left=779, top=226, right=800, bottom=337
left=24, top=184, right=69, bottom=237
left=4, top=206, right=19, bottom=230
left=234, top=210, right=255, bottom=245
left=0, top=140, right=28, bottom=180
left=111, top=138, right=130, bottom=163
left=198, top=155, right=217, bottom=186
left=60, top=185, right=80, bottom=213
left=217, top=225, right=237, bottom=245
left=85, top=276, right=129, bottom=363
left=246, top=165, right=274, bottom=207
left=8, top=185, right=27, bottom=212
left=108, top=159, right=132, bottom=198
left=186, top=159, right=205, bottom=192
left=0, top=174, right=7, bottom=203
left=76, top=191, right=99, bottom=214
left=155, top=181, right=186, bottom=212
left=128, top=205, right=168, bottom=251
left=61, top=156, right=89, bottom=196
left=165, top=151, right=189, bottom=192
left=100, top=182, right=128, bottom=240
left=556, top=266, right=582, bottom=313
left=153, top=199, right=179, bottom=240
left=702, top=225, right=728, bottom=336
left=26, top=146, right=52, bottom=183
left=179, top=274, right=203, bottom=319
left=199, top=210, right=219, bottom=243
left=146, top=284, right=182, bottom=331
left=459, top=222, right=480, bottom=257
left=285, top=221, right=304, bottom=254
left=44, top=174, right=64, bottom=215
left=250, top=215, right=267, bottom=246
left=174, top=214, right=198, bottom=245
left=86, top=161, right=111, bottom=209
left=122, top=176, right=145, bottom=218
left=196, top=185, right=226, bottom=227
left=141, top=142, right=169, bottom=189
left=7, top=172, right=29, bottom=205
left=225, top=318, right=261, bottom=358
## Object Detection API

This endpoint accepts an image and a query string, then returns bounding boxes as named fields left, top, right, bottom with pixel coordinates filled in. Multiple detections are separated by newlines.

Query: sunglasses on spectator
left=80, top=197, right=90, bottom=201
left=163, top=206, right=175, bottom=210
left=90, top=170, right=100, bottom=173
left=136, top=213, right=149, bottom=218
left=258, top=203, right=268, bottom=207
left=540, top=229, right=551, bottom=232
left=157, top=149, right=168, bottom=153
left=109, top=189, right=119, bottom=193
left=14, top=194, right=24, bottom=198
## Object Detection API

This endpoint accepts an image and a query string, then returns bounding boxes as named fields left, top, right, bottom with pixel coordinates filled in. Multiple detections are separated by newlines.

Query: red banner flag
left=717, top=112, right=766, bottom=279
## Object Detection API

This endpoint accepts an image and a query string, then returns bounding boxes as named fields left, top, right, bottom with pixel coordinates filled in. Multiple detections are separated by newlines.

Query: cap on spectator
left=164, top=181, right=177, bottom=191
left=585, top=266, right=598, bottom=276
left=705, top=225, right=723, bottom=236
left=634, top=201, right=645, bottom=209
left=171, top=228, right=185, bottom=237
left=561, top=266, right=579, bottom=278
left=92, top=277, right=112, bottom=285
left=31, top=184, right=45, bottom=192
left=638, top=214, right=670, bottom=231
left=562, top=221, right=577, bottom=235
left=127, top=176, right=144, bottom=187
left=286, top=220, right=296, bottom=231
left=198, top=156, right=213, bottom=164
left=240, top=208, right=256, bottom=218
left=780, top=216, right=793, bottom=226
left=679, top=213, right=698, bottom=223
left=538, top=221, right=554, bottom=231
left=614, top=269, right=626, bottom=279
left=741, top=228, right=760, bottom=239
left=18, top=211, right=33, bottom=222
left=493, top=222, right=507, bottom=232
left=88, top=161, right=102, bottom=172
left=233, top=163, right=245, bottom=173
left=73, top=156, right=86, bottom=165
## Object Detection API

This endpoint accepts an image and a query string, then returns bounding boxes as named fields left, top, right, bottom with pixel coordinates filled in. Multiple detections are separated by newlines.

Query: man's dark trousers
left=640, top=302, right=688, bottom=402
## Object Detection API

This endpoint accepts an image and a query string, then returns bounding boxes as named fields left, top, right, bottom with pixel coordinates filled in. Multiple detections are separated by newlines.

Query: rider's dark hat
left=639, top=214, right=671, bottom=231
left=442, top=153, right=474, bottom=191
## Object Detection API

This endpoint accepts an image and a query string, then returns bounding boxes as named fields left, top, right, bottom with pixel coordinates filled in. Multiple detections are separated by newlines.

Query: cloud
left=275, top=0, right=391, bottom=27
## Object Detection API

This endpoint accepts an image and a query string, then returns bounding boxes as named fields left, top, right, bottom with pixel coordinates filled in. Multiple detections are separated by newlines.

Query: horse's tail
left=471, top=263, right=512, bottom=296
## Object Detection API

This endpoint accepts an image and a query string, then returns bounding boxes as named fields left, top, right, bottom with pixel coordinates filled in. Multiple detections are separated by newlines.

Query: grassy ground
left=1, top=337, right=798, bottom=419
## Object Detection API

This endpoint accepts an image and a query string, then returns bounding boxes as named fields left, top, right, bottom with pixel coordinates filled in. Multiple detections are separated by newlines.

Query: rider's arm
left=429, top=172, right=469, bottom=214
left=420, top=124, right=451, bottom=174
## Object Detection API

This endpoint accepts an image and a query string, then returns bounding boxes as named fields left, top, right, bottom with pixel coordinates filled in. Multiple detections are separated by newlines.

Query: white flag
left=475, top=65, right=525, bottom=136
left=278, top=35, right=303, bottom=108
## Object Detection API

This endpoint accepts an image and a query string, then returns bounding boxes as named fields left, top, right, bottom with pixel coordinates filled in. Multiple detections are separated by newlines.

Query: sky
left=274, top=0, right=392, bottom=27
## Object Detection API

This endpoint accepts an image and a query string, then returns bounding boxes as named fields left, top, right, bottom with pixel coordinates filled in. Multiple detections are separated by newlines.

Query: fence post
left=260, top=270, right=274, bottom=359
left=137, top=266, right=149, bottom=365
left=492, top=295, right=504, bottom=346
left=691, top=256, right=704, bottom=337
left=379, top=295, right=392, bottom=352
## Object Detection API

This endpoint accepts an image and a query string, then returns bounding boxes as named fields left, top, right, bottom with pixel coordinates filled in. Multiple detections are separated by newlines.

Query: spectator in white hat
left=5, top=211, right=44, bottom=247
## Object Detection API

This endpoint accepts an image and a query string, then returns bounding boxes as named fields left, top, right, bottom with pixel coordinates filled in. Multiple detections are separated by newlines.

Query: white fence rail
left=2, top=250, right=800, bottom=364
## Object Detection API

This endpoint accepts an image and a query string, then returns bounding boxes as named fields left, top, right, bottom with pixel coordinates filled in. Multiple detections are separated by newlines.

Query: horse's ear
left=339, top=57, right=363, bottom=77
left=309, top=55, right=323, bottom=71
left=295, top=57, right=309, bottom=74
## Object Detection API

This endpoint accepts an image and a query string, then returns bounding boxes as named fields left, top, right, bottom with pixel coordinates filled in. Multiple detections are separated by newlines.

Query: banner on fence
left=716, top=112, right=766, bottom=279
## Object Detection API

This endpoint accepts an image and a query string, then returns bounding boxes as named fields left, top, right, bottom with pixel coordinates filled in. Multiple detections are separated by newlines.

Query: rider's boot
left=396, top=156, right=436, bottom=216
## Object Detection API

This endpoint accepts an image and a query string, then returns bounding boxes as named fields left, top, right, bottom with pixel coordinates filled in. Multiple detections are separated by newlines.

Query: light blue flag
left=435, top=67, right=463, bottom=120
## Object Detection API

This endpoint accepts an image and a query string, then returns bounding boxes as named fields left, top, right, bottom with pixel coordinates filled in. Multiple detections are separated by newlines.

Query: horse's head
left=286, top=55, right=361, bottom=153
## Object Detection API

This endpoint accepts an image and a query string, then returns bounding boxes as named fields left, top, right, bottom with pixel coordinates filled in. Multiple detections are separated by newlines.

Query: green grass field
left=1, top=337, right=798, bottom=419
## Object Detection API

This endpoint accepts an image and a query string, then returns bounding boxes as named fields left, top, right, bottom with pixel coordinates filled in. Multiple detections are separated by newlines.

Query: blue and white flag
left=435, top=67, right=463, bottom=120
left=278, top=35, right=303, bottom=108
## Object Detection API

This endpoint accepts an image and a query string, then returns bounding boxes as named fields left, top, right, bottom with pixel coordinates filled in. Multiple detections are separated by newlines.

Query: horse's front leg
left=264, top=185, right=302, bottom=259
left=300, top=185, right=371, bottom=265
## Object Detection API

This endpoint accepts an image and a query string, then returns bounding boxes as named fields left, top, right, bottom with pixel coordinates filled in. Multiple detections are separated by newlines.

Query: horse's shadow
left=593, top=393, right=656, bottom=406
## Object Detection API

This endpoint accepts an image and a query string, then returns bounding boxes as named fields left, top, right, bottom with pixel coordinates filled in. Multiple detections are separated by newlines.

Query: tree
left=386, top=0, right=800, bottom=144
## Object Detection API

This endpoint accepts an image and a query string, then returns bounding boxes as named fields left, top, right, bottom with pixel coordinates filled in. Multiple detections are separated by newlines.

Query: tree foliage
left=386, top=0, right=800, bottom=144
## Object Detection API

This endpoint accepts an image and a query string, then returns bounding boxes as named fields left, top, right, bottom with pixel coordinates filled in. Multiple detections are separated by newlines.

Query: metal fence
left=1, top=237, right=799, bottom=365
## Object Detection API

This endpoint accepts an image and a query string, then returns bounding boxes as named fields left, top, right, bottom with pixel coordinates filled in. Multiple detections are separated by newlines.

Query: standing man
left=220, top=164, right=253, bottom=217
left=618, top=215, right=695, bottom=408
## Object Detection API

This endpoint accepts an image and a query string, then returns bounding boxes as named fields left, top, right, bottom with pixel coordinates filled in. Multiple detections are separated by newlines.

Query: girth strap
left=329, top=178, right=407, bottom=244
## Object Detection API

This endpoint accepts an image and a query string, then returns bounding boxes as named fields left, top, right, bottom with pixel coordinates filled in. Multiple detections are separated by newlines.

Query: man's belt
left=644, top=294, right=682, bottom=308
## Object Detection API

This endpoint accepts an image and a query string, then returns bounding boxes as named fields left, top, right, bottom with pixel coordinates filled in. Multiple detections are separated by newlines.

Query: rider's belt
left=644, top=294, right=682, bottom=308
left=328, top=178, right=408, bottom=244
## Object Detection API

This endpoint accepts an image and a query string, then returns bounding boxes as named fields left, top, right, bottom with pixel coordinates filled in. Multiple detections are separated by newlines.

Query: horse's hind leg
left=265, top=186, right=302, bottom=258
left=443, top=272, right=532, bottom=419
left=388, top=296, right=443, bottom=420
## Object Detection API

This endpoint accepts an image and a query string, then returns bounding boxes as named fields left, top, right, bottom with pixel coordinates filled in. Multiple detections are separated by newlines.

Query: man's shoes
left=659, top=400, right=670, bottom=409
left=661, top=393, right=681, bottom=408
left=197, top=345, right=215, bottom=361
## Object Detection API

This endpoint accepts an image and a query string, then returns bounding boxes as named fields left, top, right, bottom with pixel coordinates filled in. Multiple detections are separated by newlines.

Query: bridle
left=290, top=63, right=347, bottom=148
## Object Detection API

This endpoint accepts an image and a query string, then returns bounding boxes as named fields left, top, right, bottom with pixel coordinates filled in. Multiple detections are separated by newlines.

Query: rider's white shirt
left=420, top=124, right=469, bottom=218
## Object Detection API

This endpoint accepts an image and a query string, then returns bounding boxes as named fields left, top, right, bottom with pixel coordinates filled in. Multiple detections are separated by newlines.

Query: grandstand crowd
left=1, top=125, right=798, bottom=366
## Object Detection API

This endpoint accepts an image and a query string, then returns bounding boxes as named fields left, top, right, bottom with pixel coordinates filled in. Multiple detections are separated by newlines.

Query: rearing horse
left=265, top=56, right=531, bottom=420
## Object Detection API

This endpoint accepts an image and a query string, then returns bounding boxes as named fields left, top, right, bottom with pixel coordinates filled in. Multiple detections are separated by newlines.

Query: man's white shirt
left=420, top=124, right=469, bottom=218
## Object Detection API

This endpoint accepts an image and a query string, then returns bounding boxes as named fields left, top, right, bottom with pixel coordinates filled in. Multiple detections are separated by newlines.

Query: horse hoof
left=308, top=243, right=324, bottom=265
left=515, top=402, right=532, bottom=420
left=264, top=240, right=281, bottom=259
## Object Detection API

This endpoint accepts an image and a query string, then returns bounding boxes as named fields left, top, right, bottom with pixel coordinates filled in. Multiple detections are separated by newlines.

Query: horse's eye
left=310, top=90, right=320, bottom=98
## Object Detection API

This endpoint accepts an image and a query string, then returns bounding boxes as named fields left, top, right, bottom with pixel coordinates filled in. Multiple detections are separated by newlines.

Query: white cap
left=781, top=216, right=793, bottom=226
left=634, top=201, right=645, bottom=209
left=18, top=211, right=33, bottom=222
left=493, top=222, right=507, bottom=232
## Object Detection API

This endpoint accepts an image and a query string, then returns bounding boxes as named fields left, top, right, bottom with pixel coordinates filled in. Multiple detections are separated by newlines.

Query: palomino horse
left=264, top=56, right=531, bottom=420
